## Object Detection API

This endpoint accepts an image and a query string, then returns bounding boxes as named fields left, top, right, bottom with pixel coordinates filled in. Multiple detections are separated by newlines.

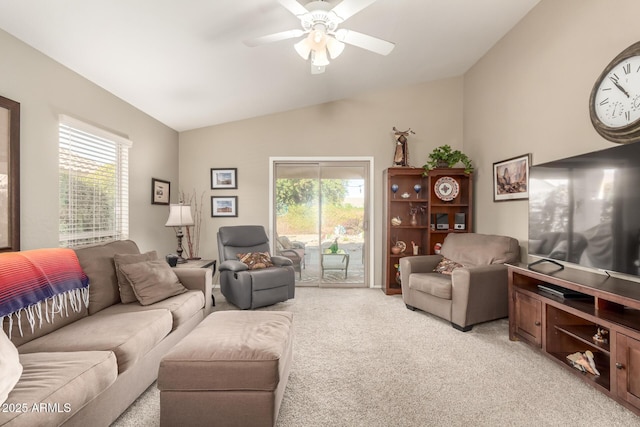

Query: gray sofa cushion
left=75, top=240, right=141, bottom=314
left=119, top=260, right=188, bottom=305
left=113, top=251, right=158, bottom=303
left=97, top=290, right=205, bottom=331
left=3, top=293, right=89, bottom=348
left=0, top=351, right=117, bottom=426
left=17, top=309, right=172, bottom=373
left=409, top=272, right=453, bottom=299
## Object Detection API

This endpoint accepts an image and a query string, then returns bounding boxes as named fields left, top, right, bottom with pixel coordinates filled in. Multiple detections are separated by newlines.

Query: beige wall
left=0, top=29, right=179, bottom=253
left=464, top=0, right=640, bottom=258
left=179, top=77, right=464, bottom=286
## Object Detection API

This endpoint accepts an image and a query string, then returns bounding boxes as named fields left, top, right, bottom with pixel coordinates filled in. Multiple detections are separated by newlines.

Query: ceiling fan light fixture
left=326, top=36, right=345, bottom=59
left=311, top=48, right=329, bottom=67
left=307, top=28, right=327, bottom=51
left=294, top=38, right=311, bottom=59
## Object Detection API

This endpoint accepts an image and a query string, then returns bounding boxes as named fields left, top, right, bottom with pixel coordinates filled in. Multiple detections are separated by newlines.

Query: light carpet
left=112, top=287, right=640, bottom=426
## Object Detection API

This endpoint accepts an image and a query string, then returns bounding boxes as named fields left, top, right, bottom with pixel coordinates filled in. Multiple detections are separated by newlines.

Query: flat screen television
left=528, top=141, right=640, bottom=278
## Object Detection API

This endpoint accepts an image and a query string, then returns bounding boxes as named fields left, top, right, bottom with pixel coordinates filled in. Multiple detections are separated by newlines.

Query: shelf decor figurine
left=394, top=263, right=401, bottom=285
left=414, top=184, right=421, bottom=199
left=392, top=126, right=415, bottom=167
left=391, top=183, right=399, bottom=198
left=593, top=327, right=609, bottom=344
left=409, top=206, right=418, bottom=226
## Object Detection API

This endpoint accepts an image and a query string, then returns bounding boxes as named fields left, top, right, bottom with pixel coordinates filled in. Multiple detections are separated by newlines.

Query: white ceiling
left=0, top=0, right=540, bottom=132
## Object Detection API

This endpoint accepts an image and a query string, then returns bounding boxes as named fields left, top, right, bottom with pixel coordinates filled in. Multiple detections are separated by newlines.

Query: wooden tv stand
left=508, top=262, right=640, bottom=415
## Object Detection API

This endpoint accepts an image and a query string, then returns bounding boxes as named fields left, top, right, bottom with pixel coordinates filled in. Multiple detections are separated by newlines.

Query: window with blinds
left=59, top=115, right=132, bottom=247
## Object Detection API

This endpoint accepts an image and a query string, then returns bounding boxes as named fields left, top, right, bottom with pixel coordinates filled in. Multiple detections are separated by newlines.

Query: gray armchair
left=400, top=233, right=520, bottom=331
left=276, top=235, right=305, bottom=279
left=217, top=225, right=295, bottom=309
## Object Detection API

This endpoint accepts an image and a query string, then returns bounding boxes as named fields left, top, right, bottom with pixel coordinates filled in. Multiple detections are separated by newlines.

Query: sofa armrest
left=219, top=260, right=249, bottom=272
left=450, top=264, right=509, bottom=328
left=173, top=268, right=213, bottom=314
left=271, top=255, right=293, bottom=267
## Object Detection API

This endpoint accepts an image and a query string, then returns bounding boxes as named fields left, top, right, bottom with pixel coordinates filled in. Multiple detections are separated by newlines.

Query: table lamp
left=165, top=204, right=194, bottom=263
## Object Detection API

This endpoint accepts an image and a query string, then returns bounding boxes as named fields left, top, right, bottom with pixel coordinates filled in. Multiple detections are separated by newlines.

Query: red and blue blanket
left=0, top=248, right=89, bottom=337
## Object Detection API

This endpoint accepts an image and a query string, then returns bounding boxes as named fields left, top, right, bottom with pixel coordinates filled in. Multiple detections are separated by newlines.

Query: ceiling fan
left=244, top=0, right=395, bottom=74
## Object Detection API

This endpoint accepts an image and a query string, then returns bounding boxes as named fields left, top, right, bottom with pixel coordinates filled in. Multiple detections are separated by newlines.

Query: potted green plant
left=423, top=145, right=473, bottom=174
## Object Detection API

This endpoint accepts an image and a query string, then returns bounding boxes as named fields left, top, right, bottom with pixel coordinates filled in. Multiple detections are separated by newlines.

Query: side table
left=174, top=259, right=217, bottom=306
left=321, top=253, right=349, bottom=279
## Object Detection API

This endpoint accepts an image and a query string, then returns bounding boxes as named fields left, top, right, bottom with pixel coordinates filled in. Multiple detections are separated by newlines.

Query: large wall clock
left=589, top=41, right=640, bottom=144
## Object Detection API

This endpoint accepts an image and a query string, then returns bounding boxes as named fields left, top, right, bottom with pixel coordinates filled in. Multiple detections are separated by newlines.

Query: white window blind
left=59, top=115, right=132, bottom=247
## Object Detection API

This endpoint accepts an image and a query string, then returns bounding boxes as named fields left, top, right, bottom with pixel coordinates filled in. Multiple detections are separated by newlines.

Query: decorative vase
left=410, top=213, right=418, bottom=226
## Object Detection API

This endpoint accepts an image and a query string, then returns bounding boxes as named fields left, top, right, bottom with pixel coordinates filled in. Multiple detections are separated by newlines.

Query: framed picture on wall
left=0, top=95, right=20, bottom=252
left=211, top=196, right=238, bottom=217
left=493, top=154, right=531, bottom=201
left=151, top=178, right=170, bottom=205
left=211, top=168, right=237, bottom=189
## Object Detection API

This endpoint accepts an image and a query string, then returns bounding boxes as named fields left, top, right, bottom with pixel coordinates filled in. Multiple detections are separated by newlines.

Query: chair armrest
left=451, top=264, right=509, bottom=327
left=291, top=241, right=305, bottom=249
left=400, top=255, right=442, bottom=275
left=271, top=255, right=293, bottom=267
left=219, top=260, right=249, bottom=272
left=276, top=249, right=300, bottom=261
left=173, top=268, right=213, bottom=314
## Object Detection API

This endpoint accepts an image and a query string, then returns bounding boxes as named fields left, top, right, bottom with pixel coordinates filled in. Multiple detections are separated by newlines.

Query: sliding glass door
left=273, top=160, right=369, bottom=287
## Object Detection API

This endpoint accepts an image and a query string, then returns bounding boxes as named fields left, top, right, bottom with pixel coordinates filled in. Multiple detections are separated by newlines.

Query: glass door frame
left=269, top=156, right=374, bottom=288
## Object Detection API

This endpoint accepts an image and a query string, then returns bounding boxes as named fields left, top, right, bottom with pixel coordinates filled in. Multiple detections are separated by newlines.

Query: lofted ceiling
left=0, top=0, right=540, bottom=132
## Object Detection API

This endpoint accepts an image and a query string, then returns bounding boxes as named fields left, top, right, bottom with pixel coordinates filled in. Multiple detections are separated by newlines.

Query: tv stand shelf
left=508, top=263, right=640, bottom=415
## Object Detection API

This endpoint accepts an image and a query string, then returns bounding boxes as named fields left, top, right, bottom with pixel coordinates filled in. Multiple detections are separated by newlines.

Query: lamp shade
left=326, top=36, right=345, bottom=59
left=312, top=48, right=330, bottom=67
left=294, top=38, right=312, bottom=59
left=165, top=204, right=194, bottom=227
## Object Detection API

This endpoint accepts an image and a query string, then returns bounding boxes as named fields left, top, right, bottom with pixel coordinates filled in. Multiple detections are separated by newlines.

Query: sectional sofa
left=0, top=240, right=212, bottom=426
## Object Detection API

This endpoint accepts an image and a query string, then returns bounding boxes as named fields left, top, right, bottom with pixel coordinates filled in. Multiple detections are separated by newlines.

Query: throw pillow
left=237, top=252, right=274, bottom=270
left=0, top=330, right=22, bottom=405
left=434, top=257, right=463, bottom=275
left=114, top=251, right=158, bottom=303
left=118, top=259, right=187, bottom=306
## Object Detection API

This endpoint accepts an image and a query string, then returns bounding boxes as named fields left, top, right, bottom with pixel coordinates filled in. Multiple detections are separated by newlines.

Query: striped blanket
left=0, top=248, right=89, bottom=337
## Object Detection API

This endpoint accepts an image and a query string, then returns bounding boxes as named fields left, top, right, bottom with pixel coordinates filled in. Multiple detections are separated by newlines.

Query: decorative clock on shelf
left=589, top=41, right=640, bottom=144
left=433, top=176, right=459, bottom=201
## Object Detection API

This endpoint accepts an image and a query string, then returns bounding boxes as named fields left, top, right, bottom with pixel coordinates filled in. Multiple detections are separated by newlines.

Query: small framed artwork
left=151, top=178, right=170, bottom=205
left=493, top=154, right=531, bottom=202
left=211, top=196, right=238, bottom=217
left=211, top=168, right=237, bottom=189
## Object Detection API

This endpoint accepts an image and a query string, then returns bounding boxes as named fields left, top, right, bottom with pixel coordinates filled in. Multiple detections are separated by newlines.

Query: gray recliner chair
left=217, top=225, right=295, bottom=309
left=400, top=233, right=520, bottom=331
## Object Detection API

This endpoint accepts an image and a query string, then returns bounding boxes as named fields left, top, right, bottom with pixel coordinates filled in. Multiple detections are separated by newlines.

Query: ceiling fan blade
left=331, top=0, right=377, bottom=22
left=243, top=29, right=305, bottom=47
left=334, top=29, right=395, bottom=55
left=278, top=0, right=309, bottom=17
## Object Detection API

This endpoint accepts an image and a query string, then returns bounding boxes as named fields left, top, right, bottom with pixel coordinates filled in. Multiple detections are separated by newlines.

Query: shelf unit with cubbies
left=382, top=167, right=428, bottom=295
left=508, top=262, right=640, bottom=415
left=382, top=167, right=473, bottom=295
left=426, top=168, right=473, bottom=254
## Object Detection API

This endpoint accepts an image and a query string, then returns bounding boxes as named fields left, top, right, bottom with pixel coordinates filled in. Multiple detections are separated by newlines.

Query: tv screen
left=528, top=142, right=640, bottom=278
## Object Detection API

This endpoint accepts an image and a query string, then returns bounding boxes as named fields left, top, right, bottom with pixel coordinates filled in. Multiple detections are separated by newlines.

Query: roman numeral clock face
left=590, top=42, right=640, bottom=143
left=594, top=57, right=640, bottom=127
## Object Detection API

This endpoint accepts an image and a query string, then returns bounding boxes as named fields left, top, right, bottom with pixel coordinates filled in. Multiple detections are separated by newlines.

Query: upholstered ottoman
left=157, top=311, right=294, bottom=427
